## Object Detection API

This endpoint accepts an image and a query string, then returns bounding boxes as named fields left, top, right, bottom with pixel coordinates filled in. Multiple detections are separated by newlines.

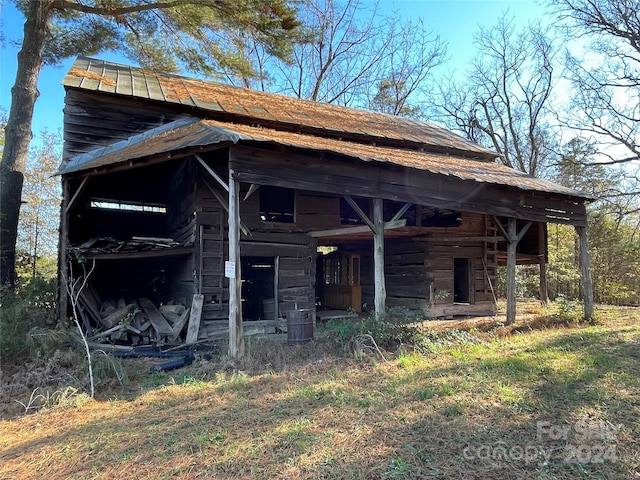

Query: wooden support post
left=373, top=198, right=386, bottom=319
left=228, top=166, right=244, bottom=359
left=274, top=256, right=280, bottom=321
left=506, top=217, right=517, bottom=325
left=538, top=222, right=549, bottom=305
left=58, top=179, right=70, bottom=322
left=576, top=226, right=594, bottom=321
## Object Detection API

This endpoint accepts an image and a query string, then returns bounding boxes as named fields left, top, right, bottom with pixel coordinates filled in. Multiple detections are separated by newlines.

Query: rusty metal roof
left=59, top=118, right=589, bottom=200
left=63, top=56, right=497, bottom=159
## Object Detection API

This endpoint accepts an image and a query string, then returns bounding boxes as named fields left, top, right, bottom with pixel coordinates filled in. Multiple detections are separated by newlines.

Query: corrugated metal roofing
left=59, top=118, right=588, bottom=200
left=63, top=57, right=496, bottom=159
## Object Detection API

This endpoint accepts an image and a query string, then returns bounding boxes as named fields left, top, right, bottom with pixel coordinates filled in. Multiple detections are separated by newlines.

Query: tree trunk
left=0, top=0, right=52, bottom=286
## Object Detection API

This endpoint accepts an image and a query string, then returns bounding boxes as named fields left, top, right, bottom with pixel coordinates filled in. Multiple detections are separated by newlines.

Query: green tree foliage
left=588, top=211, right=640, bottom=305
left=547, top=223, right=581, bottom=300
left=19, top=0, right=299, bottom=78
left=548, top=137, right=640, bottom=305
left=16, top=129, right=61, bottom=281
left=1, top=0, right=299, bottom=287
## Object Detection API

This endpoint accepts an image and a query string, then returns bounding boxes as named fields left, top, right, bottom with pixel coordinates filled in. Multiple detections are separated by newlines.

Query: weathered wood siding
left=193, top=176, right=318, bottom=328
left=359, top=212, right=497, bottom=317
left=160, top=159, right=199, bottom=305
left=63, top=90, right=187, bottom=162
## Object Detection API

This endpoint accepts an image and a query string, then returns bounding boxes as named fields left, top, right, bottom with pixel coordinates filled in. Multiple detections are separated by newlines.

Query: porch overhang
left=59, top=117, right=592, bottom=228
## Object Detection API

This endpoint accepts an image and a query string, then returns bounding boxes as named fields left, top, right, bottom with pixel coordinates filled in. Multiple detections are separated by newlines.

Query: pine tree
left=0, top=0, right=299, bottom=287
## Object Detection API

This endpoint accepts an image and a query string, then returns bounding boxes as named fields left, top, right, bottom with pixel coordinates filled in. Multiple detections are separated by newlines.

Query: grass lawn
left=1, top=304, right=639, bottom=479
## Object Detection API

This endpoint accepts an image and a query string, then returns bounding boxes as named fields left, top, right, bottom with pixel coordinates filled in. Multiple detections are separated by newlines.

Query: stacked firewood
left=76, top=288, right=190, bottom=345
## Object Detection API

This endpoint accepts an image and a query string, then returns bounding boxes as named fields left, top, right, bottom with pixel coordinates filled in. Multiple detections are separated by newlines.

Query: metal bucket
left=287, top=309, right=313, bottom=345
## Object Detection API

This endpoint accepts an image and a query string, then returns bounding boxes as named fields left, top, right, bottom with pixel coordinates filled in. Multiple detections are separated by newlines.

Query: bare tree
left=258, top=0, right=446, bottom=111
left=368, top=16, right=446, bottom=117
left=432, top=16, right=557, bottom=176
left=552, top=0, right=640, bottom=166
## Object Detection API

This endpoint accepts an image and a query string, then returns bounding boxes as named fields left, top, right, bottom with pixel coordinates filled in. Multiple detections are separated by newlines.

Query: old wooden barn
left=58, top=57, right=592, bottom=353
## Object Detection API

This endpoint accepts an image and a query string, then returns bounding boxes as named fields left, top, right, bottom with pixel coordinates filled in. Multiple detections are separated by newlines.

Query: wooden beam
left=492, top=216, right=509, bottom=242
left=231, top=146, right=589, bottom=226
left=308, top=219, right=406, bottom=238
left=506, top=218, right=517, bottom=325
left=390, top=202, right=413, bottom=222
left=373, top=198, right=386, bottom=318
left=138, top=298, right=174, bottom=336
left=343, top=195, right=375, bottom=231
left=195, top=153, right=229, bottom=192
left=201, top=177, right=251, bottom=236
left=58, top=180, right=70, bottom=322
left=515, top=221, right=532, bottom=243
left=243, top=183, right=260, bottom=201
left=274, top=256, right=280, bottom=321
left=414, top=235, right=505, bottom=243
left=576, top=226, right=594, bottom=321
left=65, top=176, right=90, bottom=213
left=169, top=307, right=191, bottom=342
left=228, top=166, right=244, bottom=359
left=198, top=225, right=204, bottom=294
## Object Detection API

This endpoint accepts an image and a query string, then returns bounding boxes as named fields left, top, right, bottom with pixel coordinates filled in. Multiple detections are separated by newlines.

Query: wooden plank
left=506, top=218, right=517, bottom=325
left=309, top=220, right=406, bottom=238
left=373, top=198, right=386, bottom=317
left=230, top=146, right=588, bottom=226
left=169, top=307, right=191, bottom=342
left=227, top=165, right=244, bottom=358
left=186, top=294, right=204, bottom=343
left=99, top=303, right=136, bottom=329
left=137, top=298, right=174, bottom=335
left=76, top=287, right=101, bottom=323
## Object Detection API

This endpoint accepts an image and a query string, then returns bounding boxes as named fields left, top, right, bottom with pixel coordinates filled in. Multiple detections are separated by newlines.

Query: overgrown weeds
left=325, top=307, right=424, bottom=351
left=1, top=307, right=638, bottom=479
left=0, top=276, right=56, bottom=363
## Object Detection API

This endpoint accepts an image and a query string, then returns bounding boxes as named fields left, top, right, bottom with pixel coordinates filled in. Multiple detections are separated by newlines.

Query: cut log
left=186, top=294, right=204, bottom=344
left=99, top=303, right=136, bottom=329
left=137, top=298, right=174, bottom=336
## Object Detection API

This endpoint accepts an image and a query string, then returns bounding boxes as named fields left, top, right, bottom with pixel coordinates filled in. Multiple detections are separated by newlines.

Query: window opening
left=421, top=207, right=461, bottom=227
left=259, top=186, right=295, bottom=223
left=90, top=198, right=166, bottom=213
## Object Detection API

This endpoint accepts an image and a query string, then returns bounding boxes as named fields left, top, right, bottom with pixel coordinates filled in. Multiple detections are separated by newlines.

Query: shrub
left=0, top=276, right=57, bottom=364
left=325, top=307, right=423, bottom=351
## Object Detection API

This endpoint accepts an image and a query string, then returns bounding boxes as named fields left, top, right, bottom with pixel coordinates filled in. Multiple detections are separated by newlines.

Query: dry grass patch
left=1, top=305, right=639, bottom=479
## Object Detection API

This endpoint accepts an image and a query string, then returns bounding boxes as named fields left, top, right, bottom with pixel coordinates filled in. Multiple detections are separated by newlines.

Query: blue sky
left=0, top=0, right=546, bottom=142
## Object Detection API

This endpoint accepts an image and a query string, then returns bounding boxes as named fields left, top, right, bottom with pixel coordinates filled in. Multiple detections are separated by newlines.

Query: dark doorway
left=453, top=258, right=470, bottom=303
left=241, top=257, right=275, bottom=320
